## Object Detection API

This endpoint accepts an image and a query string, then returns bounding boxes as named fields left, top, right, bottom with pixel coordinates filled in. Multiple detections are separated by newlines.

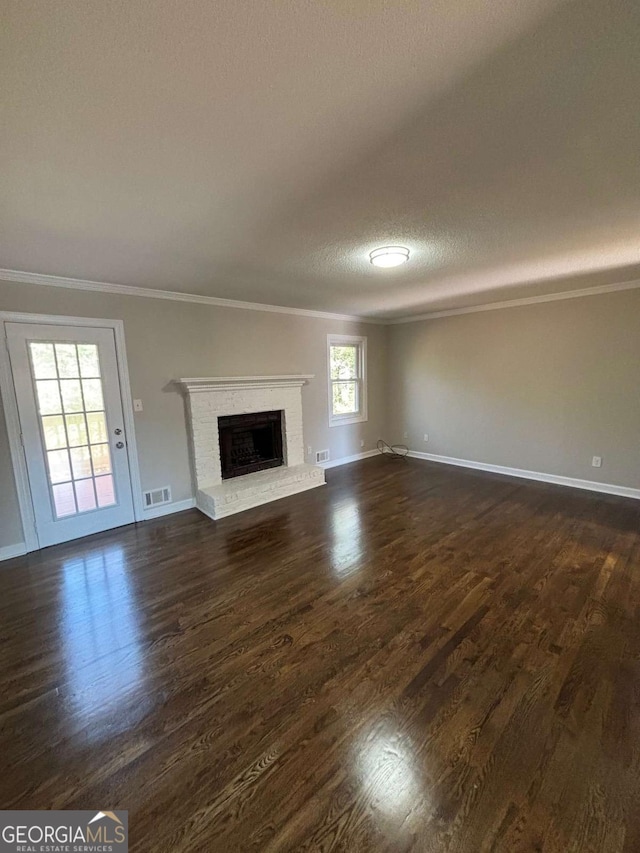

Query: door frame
left=0, top=312, right=144, bottom=551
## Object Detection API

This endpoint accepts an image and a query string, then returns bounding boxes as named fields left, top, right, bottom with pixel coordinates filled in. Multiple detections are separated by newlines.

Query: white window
left=327, top=334, right=367, bottom=426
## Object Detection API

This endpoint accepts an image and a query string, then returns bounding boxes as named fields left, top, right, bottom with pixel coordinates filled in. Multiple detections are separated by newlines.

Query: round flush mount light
left=369, top=246, right=410, bottom=268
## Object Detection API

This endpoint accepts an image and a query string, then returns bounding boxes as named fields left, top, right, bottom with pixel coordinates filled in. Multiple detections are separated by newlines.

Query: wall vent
left=143, top=486, right=172, bottom=508
left=315, top=449, right=330, bottom=464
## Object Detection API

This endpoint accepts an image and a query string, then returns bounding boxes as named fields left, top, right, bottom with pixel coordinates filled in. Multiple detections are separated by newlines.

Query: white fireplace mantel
left=177, top=375, right=314, bottom=393
left=177, top=373, right=324, bottom=519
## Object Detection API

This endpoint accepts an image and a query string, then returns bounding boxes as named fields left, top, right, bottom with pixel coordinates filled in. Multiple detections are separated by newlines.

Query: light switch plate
left=133, top=399, right=143, bottom=412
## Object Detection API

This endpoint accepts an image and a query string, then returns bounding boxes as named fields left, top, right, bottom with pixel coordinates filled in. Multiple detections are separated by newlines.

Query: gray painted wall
left=388, top=289, right=640, bottom=489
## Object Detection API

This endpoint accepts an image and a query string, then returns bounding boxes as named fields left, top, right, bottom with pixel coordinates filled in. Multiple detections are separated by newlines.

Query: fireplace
left=218, top=410, right=284, bottom=479
left=178, top=375, right=324, bottom=519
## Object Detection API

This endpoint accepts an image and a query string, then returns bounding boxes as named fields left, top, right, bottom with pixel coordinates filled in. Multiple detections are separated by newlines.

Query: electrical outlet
left=592, top=456, right=602, bottom=468
left=424, top=433, right=429, bottom=442
left=360, top=439, right=365, bottom=448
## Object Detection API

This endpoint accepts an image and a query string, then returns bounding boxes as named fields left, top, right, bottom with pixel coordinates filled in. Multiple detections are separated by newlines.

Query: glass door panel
left=30, top=341, right=116, bottom=520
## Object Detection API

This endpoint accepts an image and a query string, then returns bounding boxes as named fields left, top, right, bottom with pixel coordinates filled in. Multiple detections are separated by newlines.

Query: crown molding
left=2, top=267, right=639, bottom=327
left=0, top=268, right=383, bottom=325
left=386, top=278, right=640, bottom=324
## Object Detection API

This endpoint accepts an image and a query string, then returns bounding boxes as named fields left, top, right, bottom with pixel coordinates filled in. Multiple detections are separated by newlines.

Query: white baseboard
left=320, top=449, right=379, bottom=470
left=142, top=497, right=196, bottom=520
left=0, top=542, right=27, bottom=562
left=407, top=450, right=640, bottom=500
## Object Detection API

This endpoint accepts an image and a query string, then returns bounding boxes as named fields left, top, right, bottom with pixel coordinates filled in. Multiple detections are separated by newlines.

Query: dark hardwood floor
left=2, top=456, right=640, bottom=852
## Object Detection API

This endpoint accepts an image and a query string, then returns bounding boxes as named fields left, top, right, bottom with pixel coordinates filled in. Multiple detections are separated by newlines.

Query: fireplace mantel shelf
left=177, top=375, right=314, bottom=393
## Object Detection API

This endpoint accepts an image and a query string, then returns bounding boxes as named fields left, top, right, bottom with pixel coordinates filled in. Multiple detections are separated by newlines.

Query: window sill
left=329, top=413, right=368, bottom=428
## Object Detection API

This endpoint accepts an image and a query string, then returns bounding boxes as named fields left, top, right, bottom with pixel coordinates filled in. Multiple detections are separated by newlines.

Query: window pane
left=60, top=379, right=84, bottom=413
left=36, top=380, right=62, bottom=415
left=330, top=345, right=357, bottom=380
left=95, top=475, right=116, bottom=507
left=78, top=344, right=100, bottom=377
left=47, top=449, right=72, bottom=484
left=87, top=411, right=108, bottom=444
left=42, top=415, right=67, bottom=450
left=55, top=344, right=79, bottom=378
left=70, top=446, right=92, bottom=479
left=52, top=482, right=76, bottom=517
left=30, top=343, right=57, bottom=379
left=91, top=443, right=112, bottom=475
left=65, top=414, right=88, bottom=447
left=82, top=378, right=104, bottom=411
left=74, top=478, right=97, bottom=512
left=332, top=381, right=357, bottom=415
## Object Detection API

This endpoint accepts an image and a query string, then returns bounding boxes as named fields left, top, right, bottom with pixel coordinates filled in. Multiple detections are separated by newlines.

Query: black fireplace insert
left=218, top=410, right=284, bottom=479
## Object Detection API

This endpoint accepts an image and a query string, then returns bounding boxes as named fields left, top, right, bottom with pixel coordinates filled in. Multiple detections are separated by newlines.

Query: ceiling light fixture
left=369, top=246, right=410, bottom=268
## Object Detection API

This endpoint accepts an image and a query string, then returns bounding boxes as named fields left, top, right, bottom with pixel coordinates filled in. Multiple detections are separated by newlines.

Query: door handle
left=115, top=441, right=125, bottom=449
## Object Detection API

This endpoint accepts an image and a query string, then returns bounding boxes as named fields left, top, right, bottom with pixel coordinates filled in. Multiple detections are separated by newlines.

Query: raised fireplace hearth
left=177, top=375, right=325, bottom=519
left=218, top=410, right=283, bottom=479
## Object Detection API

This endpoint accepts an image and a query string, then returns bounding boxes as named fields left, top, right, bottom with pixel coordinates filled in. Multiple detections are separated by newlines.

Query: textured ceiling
left=1, top=0, right=639, bottom=319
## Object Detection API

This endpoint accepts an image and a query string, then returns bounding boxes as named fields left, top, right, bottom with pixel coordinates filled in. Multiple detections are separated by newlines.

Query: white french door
left=6, top=322, right=136, bottom=548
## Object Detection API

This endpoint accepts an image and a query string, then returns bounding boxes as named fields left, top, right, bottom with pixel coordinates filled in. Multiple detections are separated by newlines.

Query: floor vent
left=316, top=449, right=330, bottom=464
left=144, top=486, right=172, bottom=508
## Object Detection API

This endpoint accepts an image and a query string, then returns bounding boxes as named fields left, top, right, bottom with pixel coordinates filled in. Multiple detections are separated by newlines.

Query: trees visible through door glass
left=86, top=412, right=108, bottom=443
left=55, top=344, right=79, bottom=378
left=42, top=415, right=67, bottom=450
left=60, top=379, right=84, bottom=413
left=82, top=379, right=104, bottom=411
left=28, top=341, right=117, bottom=518
left=78, top=344, right=100, bottom=377
left=31, top=343, right=57, bottom=379
left=36, top=380, right=62, bottom=415
left=65, top=414, right=88, bottom=447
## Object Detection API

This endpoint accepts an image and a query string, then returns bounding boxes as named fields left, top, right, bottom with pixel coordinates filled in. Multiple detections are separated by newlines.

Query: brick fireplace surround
left=177, top=375, right=325, bottom=519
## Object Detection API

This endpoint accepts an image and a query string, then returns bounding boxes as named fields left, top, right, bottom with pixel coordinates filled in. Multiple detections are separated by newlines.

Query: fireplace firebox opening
left=218, top=410, right=284, bottom=479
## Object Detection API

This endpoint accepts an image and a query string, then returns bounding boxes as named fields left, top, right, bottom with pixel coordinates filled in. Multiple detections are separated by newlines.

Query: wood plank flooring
left=2, top=456, right=640, bottom=852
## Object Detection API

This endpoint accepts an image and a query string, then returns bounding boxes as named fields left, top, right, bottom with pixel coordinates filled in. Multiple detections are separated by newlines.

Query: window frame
left=327, top=334, right=368, bottom=427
